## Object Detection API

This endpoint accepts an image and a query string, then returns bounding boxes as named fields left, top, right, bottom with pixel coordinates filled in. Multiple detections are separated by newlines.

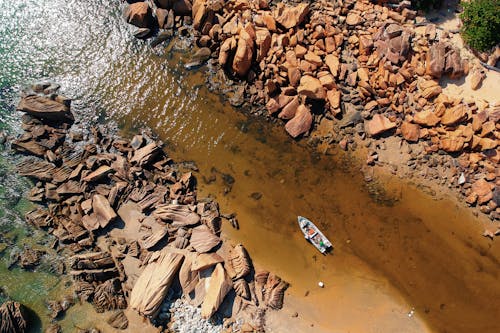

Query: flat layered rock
left=191, top=252, right=224, bottom=271
left=92, top=194, right=117, bottom=229
left=200, top=263, right=232, bottom=319
left=17, top=95, right=71, bottom=122
left=130, top=142, right=160, bottom=166
left=154, top=204, right=200, bottom=227
left=190, top=224, right=221, bottom=253
left=129, top=249, right=184, bottom=317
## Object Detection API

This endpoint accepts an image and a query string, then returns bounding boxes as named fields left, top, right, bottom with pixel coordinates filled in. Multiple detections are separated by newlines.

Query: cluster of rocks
left=121, top=0, right=500, bottom=227
left=11, top=83, right=288, bottom=332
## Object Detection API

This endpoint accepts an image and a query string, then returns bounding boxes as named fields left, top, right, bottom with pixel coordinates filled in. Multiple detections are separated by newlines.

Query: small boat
left=298, top=216, right=332, bottom=254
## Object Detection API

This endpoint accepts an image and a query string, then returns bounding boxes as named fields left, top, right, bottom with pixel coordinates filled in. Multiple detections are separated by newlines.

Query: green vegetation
left=460, top=0, right=500, bottom=51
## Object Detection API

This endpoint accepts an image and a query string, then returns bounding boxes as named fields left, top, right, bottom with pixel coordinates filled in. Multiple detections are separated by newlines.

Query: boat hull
left=298, top=216, right=332, bottom=253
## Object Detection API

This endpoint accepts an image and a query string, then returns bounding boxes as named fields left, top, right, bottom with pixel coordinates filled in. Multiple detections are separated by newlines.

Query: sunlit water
left=0, top=1, right=499, bottom=332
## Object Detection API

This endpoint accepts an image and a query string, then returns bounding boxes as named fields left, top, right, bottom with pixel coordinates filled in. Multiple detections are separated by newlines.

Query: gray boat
left=298, top=216, right=332, bottom=254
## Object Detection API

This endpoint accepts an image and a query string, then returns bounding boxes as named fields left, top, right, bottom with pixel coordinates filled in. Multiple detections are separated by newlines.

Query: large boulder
left=232, top=28, right=254, bottom=77
left=426, top=42, right=446, bottom=78
left=130, top=249, right=184, bottom=317
left=427, top=42, right=466, bottom=79
left=285, top=104, right=313, bottom=138
left=200, top=263, right=232, bottom=319
left=0, top=301, right=28, bottom=333
left=274, top=3, right=309, bottom=29
left=374, top=23, right=411, bottom=64
left=124, top=2, right=154, bottom=28
left=17, top=95, right=72, bottom=122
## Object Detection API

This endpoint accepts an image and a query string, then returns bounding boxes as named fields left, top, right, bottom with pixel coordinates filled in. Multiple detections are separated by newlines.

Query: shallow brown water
left=111, top=47, right=500, bottom=333
left=1, top=1, right=499, bottom=332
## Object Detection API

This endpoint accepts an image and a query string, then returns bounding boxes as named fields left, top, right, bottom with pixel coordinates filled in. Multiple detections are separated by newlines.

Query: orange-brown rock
left=295, top=44, right=307, bottom=58
left=304, top=52, right=322, bottom=66
left=201, top=263, right=232, bottom=319
left=218, top=37, right=236, bottom=66
left=274, top=3, right=309, bottom=29
left=190, top=224, right=221, bottom=253
left=346, top=13, right=362, bottom=26
left=285, top=104, right=313, bottom=138
left=414, top=110, right=440, bottom=127
left=439, top=137, right=464, bottom=152
left=130, top=250, right=184, bottom=317
left=441, top=104, right=467, bottom=126
left=92, top=194, right=117, bottom=229
left=479, top=138, right=498, bottom=150
left=365, top=114, right=396, bottom=136
left=278, top=96, right=299, bottom=120
left=471, top=179, right=494, bottom=204
left=173, top=0, right=192, bottom=16
left=255, top=29, right=271, bottom=62
left=325, top=54, right=340, bottom=77
left=124, top=2, right=153, bottom=28
left=17, top=95, right=71, bottom=121
left=298, top=75, right=326, bottom=99
left=470, top=69, right=485, bottom=90
left=191, top=253, right=224, bottom=271
left=262, top=12, right=276, bottom=31
left=318, top=73, right=335, bottom=89
left=288, top=66, right=301, bottom=87
left=359, top=35, right=373, bottom=55
left=421, top=85, right=442, bottom=100
left=232, top=29, right=254, bottom=77
left=426, top=42, right=446, bottom=78
left=401, top=122, right=420, bottom=142
left=326, top=89, right=341, bottom=109
left=266, top=98, right=280, bottom=115
left=0, top=301, right=27, bottom=333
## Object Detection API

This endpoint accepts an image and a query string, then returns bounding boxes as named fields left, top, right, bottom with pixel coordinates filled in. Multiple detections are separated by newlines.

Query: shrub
left=460, top=0, right=500, bottom=52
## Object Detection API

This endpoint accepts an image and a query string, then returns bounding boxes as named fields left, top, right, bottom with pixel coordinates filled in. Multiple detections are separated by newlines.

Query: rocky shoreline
left=3, top=84, right=288, bottom=332
left=121, top=0, right=499, bottom=230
